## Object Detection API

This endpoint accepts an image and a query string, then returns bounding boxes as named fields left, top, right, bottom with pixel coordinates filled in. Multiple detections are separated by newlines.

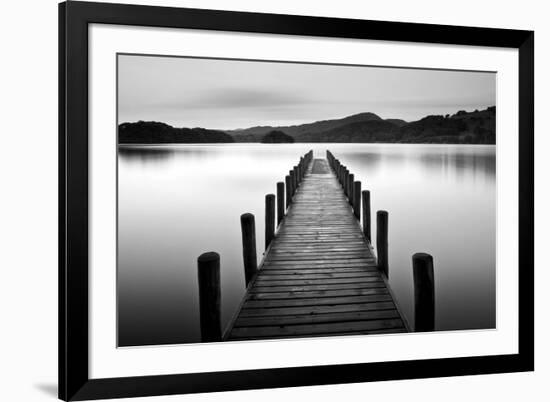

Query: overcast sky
left=118, top=54, right=496, bottom=130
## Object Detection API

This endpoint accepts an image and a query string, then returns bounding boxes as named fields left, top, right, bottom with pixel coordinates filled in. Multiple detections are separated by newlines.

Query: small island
left=260, top=130, right=295, bottom=143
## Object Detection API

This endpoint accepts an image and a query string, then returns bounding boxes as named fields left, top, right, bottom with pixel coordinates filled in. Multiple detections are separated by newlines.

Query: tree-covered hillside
left=118, top=121, right=234, bottom=144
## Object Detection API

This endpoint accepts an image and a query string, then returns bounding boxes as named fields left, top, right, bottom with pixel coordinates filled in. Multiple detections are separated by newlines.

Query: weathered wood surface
left=225, top=158, right=407, bottom=341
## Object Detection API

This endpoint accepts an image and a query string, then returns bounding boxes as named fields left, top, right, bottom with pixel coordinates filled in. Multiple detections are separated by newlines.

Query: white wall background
left=0, top=0, right=546, bottom=401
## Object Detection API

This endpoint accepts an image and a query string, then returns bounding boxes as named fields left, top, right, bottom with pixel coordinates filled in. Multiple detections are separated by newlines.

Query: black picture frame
left=59, top=1, right=534, bottom=400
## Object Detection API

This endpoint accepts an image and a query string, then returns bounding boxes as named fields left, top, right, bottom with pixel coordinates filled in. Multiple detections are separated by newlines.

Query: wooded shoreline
left=119, top=106, right=496, bottom=145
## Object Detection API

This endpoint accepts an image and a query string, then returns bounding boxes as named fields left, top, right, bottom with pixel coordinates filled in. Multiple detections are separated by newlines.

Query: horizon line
left=118, top=105, right=496, bottom=131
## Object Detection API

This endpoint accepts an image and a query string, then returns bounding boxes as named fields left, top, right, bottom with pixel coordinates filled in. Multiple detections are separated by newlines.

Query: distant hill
left=228, top=112, right=383, bottom=142
left=385, top=119, right=407, bottom=127
left=398, top=106, right=495, bottom=143
left=294, top=120, right=400, bottom=142
left=118, top=121, right=234, bottom=144
left=261, top=130, right=295, bottom=143
left=119, top=107, right=495, bottom=145
left=229, top=106, right=495, bottom=144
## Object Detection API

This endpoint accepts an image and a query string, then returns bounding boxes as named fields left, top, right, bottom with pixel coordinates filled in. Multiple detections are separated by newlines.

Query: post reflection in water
left=117, top=143, right=496, bottom=346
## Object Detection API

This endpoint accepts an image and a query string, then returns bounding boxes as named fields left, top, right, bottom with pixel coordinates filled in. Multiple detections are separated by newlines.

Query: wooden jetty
left=197, top=150, right=435, bottom=342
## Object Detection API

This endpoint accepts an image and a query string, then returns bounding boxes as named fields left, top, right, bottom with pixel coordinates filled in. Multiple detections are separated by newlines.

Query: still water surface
left=118, top=144, right=495, bottom=346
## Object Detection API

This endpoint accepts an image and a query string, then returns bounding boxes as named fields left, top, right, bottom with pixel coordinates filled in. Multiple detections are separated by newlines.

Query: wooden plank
left=272, top=245, right=367, bottom=249
left=273, top=236, right=364, bottom=240
left=238, top=301, right=398, bottom=317
left=260, top=267, right=378, bottom=274
left=272, top=240, right=365, bottom=244
left=247, top=287, right=389, bottom=300
left=235, top=309, right=401, bottom=327
left=267, top=251, right=372, bottom=257
left=243, top=294, right=393, bottom=308
left=228, top=327, right=407, bottom=341
left=254, top=272, right=381, bottom=281
left=278, top=231, right=358, bottom=237
left=280, top=225, right=357, bottom=229
left=266, top=255, right=373, bottom=262
left=252, top=277, right=384, bottom=287
left=228, top=319, right=405, bottom=339
left=268, top=248, right=369, bottom=254
left=262, top=264, right=376, bottom=270
left=269, top=243, right=367, bottom=248
left=250, top=281, right=386, bottom=293
left=266, top=256, right=375, bottom=262
left=263, top=261, right=376, bottom=268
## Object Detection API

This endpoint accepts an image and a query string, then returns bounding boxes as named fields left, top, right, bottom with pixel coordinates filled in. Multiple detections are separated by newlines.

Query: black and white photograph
left=117, top=54, right=497, bottom=346
left=0, top=0, right=542, bottom=399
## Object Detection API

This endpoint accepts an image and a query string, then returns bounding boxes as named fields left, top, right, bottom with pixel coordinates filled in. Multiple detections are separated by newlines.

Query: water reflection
left=118, top=143, right=496, bottom=346
left=340, top=146, right=495, bottom=183
left=118, top=146, right=175, bottom=164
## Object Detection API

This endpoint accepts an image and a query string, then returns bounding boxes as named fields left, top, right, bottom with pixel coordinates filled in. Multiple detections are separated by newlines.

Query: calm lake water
left=118, top=143, right=496, bottom=346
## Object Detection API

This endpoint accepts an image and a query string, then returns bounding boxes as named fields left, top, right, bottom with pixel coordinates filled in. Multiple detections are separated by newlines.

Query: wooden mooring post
left=197, top=252, right=222, bottom=342
left=240, top=213, right=257, bottom=286
left=277, top=182, right=284, bottom=225
left=376, top=210, right=389, bottom=277
left=265, top=194, right=275, bottom=249
left=413, top=253, right=435, bottom=332
left=362, top=190, right=371, bottom=242
left=289, top=170, right=295, bottom=196
left=343, top=168, right=349, bottom=196
left=285, top=175, right=291, bottom=208
left=353, top=181, right=361, bottom=220
left=347, top=173, right=354, bottom=205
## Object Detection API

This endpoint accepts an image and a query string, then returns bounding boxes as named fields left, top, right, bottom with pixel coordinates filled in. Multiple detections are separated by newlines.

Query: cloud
left=148, top=88, right=313, bottom=110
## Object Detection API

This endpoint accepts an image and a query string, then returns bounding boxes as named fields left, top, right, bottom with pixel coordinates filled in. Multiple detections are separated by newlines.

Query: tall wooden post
left=197, top=252, right=221, bottom=342
left=293, top=166, right=298, bottom=190
left=413, top=253, right=435, bottom=332
left=289, top=170, right=295, bottom=196
left=265, top=194, right=275, bottom=250
left=343, top=169, right=349, bottom=195
left=376, top=210, right=389, bottom=277
left=348, top=173, right=354, bottom=204
left=353, top=181, right=361, bottom=220
left=277, top=182, right=284, bottom=225
left=285, top=175, right=292, bottom=208
left=362, top=190, right=371, bottom=242
left=240, top=213, right=257, bottom=286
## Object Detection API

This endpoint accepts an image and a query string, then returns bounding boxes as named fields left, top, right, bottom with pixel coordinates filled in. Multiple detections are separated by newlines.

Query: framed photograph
left=59, top=1, right=534, bottom=400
